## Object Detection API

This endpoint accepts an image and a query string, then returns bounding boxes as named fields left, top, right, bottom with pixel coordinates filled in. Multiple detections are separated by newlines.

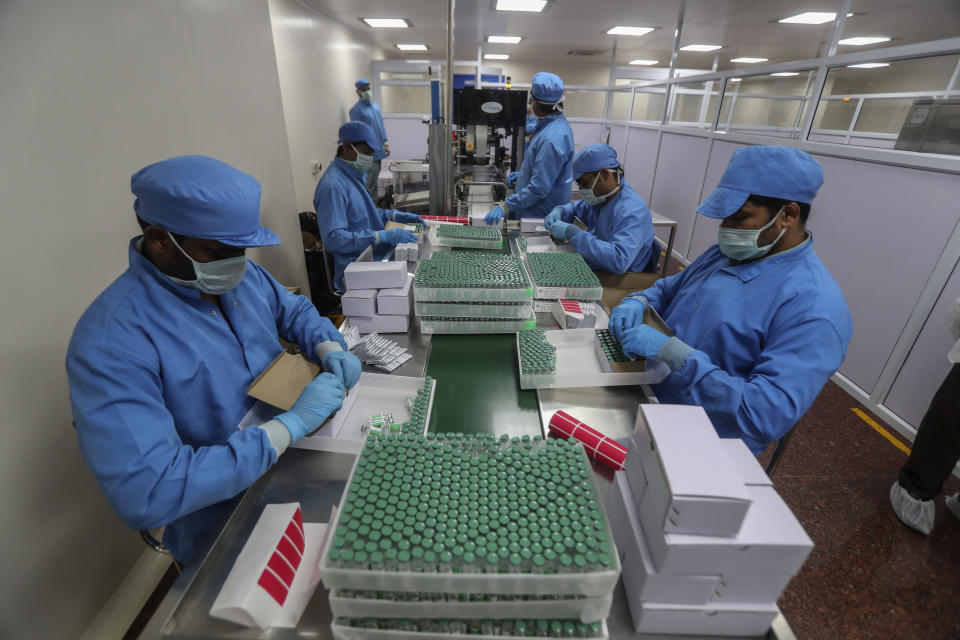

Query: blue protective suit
left=506, top=112, right=574, bottom=219
left=313, top=158, right=392, bottom=291
left=630, top=236, right=852, bottom=453
left=66, top=239, right=346, bottom=563
left=349, top=100, right=389, bottom=161
left=555, top=179, right=658, bottom=274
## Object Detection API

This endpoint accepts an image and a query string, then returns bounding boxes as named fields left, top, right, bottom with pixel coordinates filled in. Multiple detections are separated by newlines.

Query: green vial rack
left=414, top=301, right=533, bottom=320
left=414, top=252, right=534, bottom=302
left=523, top=253, right=602, bottom=301
left=419, top=313, right=537, bottom=335
left=330, top=617, right=608, bottom=639
left=430, top=224, right=503, bottom=250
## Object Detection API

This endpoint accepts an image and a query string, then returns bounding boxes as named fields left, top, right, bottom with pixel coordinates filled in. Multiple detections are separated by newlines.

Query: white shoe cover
left=889, top=481, right=934, bottom=535
left=946, top=493, right=960, bottom=522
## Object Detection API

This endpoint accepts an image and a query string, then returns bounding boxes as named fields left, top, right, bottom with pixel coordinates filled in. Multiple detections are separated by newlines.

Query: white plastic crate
left=414, top=301, right=533, bottom=319
left=419, top=312, right=537, bottom=334
left=428, top=225, right=503, bottom=250
left=413, top=284, right=534, bottom=303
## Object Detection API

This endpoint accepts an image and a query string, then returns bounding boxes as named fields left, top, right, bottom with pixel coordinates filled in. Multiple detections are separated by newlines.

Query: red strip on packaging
left=257, top=568, right=289, bottom=605
left=549, top=410, right=627, bottom=471
left=285, top=520, right=305, bottom=553
left=267, top=551, right=296, bottom=587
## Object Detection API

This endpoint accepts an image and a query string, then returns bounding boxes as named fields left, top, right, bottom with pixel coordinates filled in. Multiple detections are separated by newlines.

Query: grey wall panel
left=686, top=140, right=746, bottom=260
left=570, top=121, right=604, bottom=152
left=884, top=258, right=960, bottom=427
left=607, top=124, right=628, bottom=158
left=808, top=154, right=960, bottom=394
left=648, top=133, right=711, bottom=260
left=384, top=117, right=429, bottom=161
left=622, top=127, right=660, bottom=202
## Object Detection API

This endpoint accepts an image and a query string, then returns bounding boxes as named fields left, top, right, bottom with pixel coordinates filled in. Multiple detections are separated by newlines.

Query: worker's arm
left=627, top=263, right=689, bottom=313
left=570, top=200, right=654, bottom=274
left=67, top=345, right=277, bottom=532
left=557, top=200, right=587, bottom=223
left=315, top=180, right=381, bottom=254
left=504, top=141, right=566, bottom=212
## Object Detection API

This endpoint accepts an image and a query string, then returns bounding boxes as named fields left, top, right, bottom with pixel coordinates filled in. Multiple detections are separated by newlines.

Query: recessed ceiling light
left=495, top=0, right=548, bottom=12
left=779, top=12, right=836, bottom=24
left=406, top=59, right=431, bottom=64
left=629, top=59, right=659, bottom=66
left=838, top=36, right=891, bottom=46
left=847, top=62, right=890, bottom=68
left=606, top=26, right=655, bottom=36
left=770, top=72, right=799, bottom=76
left=680, top=44, right=722, bottom=52
left=730, top=57, right=768, bottom=63
left=396, top=44, right=429, bottom=51
left=484, top=53, right=510, bottom=60
left=487, top=35, right=522, bottom=44
left=728, top=78, right=742, bottom=82
left=361, top=18, right=410, bottom=28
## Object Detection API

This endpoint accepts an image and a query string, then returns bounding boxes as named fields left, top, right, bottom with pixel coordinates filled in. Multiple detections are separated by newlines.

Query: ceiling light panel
left=396, top=44, right=429, bottom=51
left=779, top=12, right=836, bottom=24
left=495, top=0, right=548, bottom=12
left=487, top=35, right=522, bottom=44
left=362, top=18, right=410, bottom=28
left=629, top=59, right=659, bottom=66
left=838, top=36, right=891, bottom=46
left=606, top=26, right=655, bottom=36
left=770, top=72, right=799, bottom=76
left=484, top=54, right=510, bottom=60
left=680, top=44, right=722, bottom=52
left=847, top=62, right=890, bottom=68
left=730, top=57, right=768, bottom=63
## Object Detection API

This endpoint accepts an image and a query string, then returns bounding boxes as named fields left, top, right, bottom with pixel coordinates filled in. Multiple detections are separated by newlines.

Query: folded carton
left=343, top=260, right=407, bottom=290
left=341, top=289, right=377, bottom=317
left=247, top=352, right=320, bottom=411
left=377, top=273, right=414, bottom=316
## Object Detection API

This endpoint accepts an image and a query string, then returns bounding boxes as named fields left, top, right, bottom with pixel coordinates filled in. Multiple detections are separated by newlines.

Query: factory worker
left=486, top=72, right=574, bottom=224
left=67, top=155, right=362, bottom=564
left=608, top=146, right=852, bottom=454
left=349, top=78, right=390, bottom=199
left=544, top=144, right=658, bottom=274
left=314, top=121, right=423, bottom=292
left=506, top=113, right=540, bottom=189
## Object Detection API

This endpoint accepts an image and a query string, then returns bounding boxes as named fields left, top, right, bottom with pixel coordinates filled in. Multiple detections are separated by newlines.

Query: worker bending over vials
left=487, top=72, right=574, bottom=224
left=609, top=146, right=852, bottom=454
left=314, top=121, right=423, bottom=292
left=67, top=156, right=362, bottom=564
left=349, top=78, right=390, bottom=200
left=544, top=144, right=659, bottom=274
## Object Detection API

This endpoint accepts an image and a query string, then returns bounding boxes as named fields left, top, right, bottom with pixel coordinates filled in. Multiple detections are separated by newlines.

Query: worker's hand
left=392, top=210, right=426, bottom=225
left=547, top=218, right=579, bottom=241
left=277, top=373, right=346, bottom=442
left=609, top=296, right=648, bottom=341
left=506, top=172, right=520, bottom=188
left=619, top=325, right=670, bottom=361
left=485, top=205, right=506, bottom=226
left=544, top=206, right=564, bottom=228
left=379, top=228, right=419, bottom=245
left=322, top=351, right=362, bottom=389
left=384, top=144, right=390, bottom=157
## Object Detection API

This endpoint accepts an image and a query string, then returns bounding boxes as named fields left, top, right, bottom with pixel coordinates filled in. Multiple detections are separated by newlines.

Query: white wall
left=0, top=0, right=376, bottom=636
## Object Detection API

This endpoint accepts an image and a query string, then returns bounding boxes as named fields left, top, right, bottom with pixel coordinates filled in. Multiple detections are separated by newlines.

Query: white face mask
left=579, top=170, right=620, bottom=206
left=361, top=89, right=372, bottom=104
left=166, top=232, right=246, bottom=295
left=717, top=206, right=787, bottom=262
left=345, top=143, right=374, bottom=174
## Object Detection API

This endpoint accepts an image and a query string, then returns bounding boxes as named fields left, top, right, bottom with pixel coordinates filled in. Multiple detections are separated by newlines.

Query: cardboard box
left=628, top=599, right=778, bottom=637
left=349, top=314, right=410, bottom=334
left=720, top=437, right=772, bottom=486
left=634, top=405, right=752, bottom=538
left=343, top=260, right=407, bottom=290
left=247, top=352, right=320, bottom=411
left=710, top=571, right=794, bottom=604
left=341, top=289, right=377, bottom=317
left=377, top=273, right=414, bottom=316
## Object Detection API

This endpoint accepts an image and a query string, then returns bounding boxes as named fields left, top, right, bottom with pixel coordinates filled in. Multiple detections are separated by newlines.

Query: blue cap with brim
left=573, top=144, right=620, bottom=177
left=132, top=155, right=280, bottom=247
left=697, top=145, right=824, bottom=219
left=338, top=121, right=383, bottom=154
left=531, top=72, right=564, bottom=103
left=355, top=78, right=371, bottom=90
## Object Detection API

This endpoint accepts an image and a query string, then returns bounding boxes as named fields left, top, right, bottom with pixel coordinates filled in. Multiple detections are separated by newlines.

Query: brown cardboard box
left=247, top=351, right=320, bottom=411
left=596, top=271, right=662, bottom=313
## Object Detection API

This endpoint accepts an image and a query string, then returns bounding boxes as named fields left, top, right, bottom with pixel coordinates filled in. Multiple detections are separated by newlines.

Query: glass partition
left=666, top=81, right=718, bottom=128
left=609, top=89, right=632, bottom=121
left=717, top=70, right=816, bottom=138
left=562, top=89, right=607, bottom=119
left=381, top=84, right=431, bottom=114
left=631, top=89, right=666, bottom=122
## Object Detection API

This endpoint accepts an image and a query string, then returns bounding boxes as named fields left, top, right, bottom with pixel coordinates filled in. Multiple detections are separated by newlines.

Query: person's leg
left=365, top=160, right=381, bottom=200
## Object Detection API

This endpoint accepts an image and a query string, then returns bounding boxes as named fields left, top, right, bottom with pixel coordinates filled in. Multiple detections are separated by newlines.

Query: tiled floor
left=758, top=382, right=960, bottom=640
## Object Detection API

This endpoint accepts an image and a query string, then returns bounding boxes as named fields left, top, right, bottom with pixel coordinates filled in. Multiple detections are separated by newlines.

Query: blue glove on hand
left=322, top=351, right=362, bottom=389
left=379, top=228, right=419, bottom=245
left=277, top=373, right=346, bottom=441
left=547, top=219, right=571, bottom=239
left=506, top=172, right=520, bottom=188
left=619, top=325, right=670, bottom=360
left=609, top=296, right=648, bottom=341
left=544, top=206, right=564, bottom=228
left=391, top=210, right=426, bottom=225
left=485, top=205, right=506, bottom=226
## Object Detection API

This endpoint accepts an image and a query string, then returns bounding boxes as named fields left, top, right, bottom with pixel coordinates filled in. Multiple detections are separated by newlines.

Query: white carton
left=520, top=217, right=546, bottom=232
left=377, top=273, right=414, bottom=316
left=633, top=405, right=752, bottom=537
left=710, top=572, right=795, bottom=604
left=719, top=437, right=772, bottom=486
left=341, top=289, right=377, bottom=317
left=628, top=600, right=778, bottom=637
left=349, top=314, right=410, bottom=334
left=344, top=260, right=408, bottom=290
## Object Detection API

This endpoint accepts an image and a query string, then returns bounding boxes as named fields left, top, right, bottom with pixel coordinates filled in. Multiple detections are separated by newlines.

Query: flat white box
left=377, top=273, right=414, bottom=316
left=720, top=437, right=772, bottom=486
left=348, top=314, right=410, bottom=334
left=629, top=600, right=778, bottom=637
left=634, top=404, right=752, bottom=537
left=343, top=260, right=407, bottom=290
left=520, top=217, right=546, bottom=232
left=341, top=289, right=377, bottom=317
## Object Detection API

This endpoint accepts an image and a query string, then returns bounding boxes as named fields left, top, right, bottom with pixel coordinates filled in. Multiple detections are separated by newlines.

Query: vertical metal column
left=444, top=0, right=455, bottom=215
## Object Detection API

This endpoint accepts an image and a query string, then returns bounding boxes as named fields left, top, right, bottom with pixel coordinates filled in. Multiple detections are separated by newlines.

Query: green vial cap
left=328, top=548, right=341, bottom=562
left=439, top=551, right=453, bottom=563
left=559, top=553, right=573, bottom=567
left=397, top=550, right=411, bottom=563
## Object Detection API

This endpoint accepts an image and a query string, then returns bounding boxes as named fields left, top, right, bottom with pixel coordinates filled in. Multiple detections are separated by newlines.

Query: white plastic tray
left=428, top=225, right=503, bottom=250
left=520, top=235, right=575, bottom=254
left=331, top=620, right=608, bottom=640
left=414, top=301, right=533, bottom=319
left=291, top=373, right=435, bottom=454
left=516, top=329, right=670, bottom=390
left=413, top=284, right=534, bottom=303
left=419, top=312, right=537, bottom=334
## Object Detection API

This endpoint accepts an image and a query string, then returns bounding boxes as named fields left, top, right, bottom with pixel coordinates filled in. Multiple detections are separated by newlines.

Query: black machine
left=452, top=88, right=529, bottom=174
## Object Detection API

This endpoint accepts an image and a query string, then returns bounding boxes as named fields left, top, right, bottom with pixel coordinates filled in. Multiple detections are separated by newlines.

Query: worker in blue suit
left=544, top=144, right=658, bottom=274
left=505, top=113, right=541, bottom=189
left=608, top=146, right=852, bottom=454
left=487, top=72, right=574, bottom=223
left=349, top=78, right=390, bottom=200
left=67, top=155, right=363, bottom=564
left=314, top=121, right=422, bottom=292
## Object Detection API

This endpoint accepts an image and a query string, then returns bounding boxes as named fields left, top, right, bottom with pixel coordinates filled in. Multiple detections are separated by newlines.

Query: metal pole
left=661, top=0, right=686, bottom=124
left=476, top=45, right=482, bottom=89
left=444, top=0, right=455, bottom=215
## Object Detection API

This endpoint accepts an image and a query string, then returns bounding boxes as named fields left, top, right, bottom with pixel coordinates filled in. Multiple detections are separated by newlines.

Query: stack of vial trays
left=524, top=253, right=602, bottom=312
left=413, top=252, right=535, bottom=334
left=429, top=224, right=504, bottom=250
left=516, top=329, right=558, bottom=388
left=322, top=433, right=618, bottom=639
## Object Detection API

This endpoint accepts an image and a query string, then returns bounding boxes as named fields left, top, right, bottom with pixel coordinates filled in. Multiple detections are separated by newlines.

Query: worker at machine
left=608, top=146, right=852, bottom=454
left=66, top=155, right=362, bottom=564
left=314, top=121, right=423, bottom=292
left=349, top=78, right=390, bottom=200
left=543, top=144, right=659, bottom=274
left=506, top=113, right=541, bottom=188
left=486, top=72, right=574, bottom=224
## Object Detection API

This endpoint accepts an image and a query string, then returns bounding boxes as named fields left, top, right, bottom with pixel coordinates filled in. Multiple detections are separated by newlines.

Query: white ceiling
left=304, top=0, right=960, bottom=72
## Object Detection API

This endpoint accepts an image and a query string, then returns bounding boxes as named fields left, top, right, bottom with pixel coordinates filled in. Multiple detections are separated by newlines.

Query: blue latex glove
left=547, top=218, right=571, bottom=239
left=485, top=205, right=506, bottom=226
left=506, top=172, right=520, bottom=188
left=619, top=325, right=670, bottom=360
left=544, top=206, right=564, bottom=228
left=322, top=351, right=362, bottom=389
left=391, top=210, right=426, bottom=225
left=609, top=296, right=648, bottom=341
left=276, top=373, right=346, bottom=441
left=379, top=228, right=419, bottom=245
